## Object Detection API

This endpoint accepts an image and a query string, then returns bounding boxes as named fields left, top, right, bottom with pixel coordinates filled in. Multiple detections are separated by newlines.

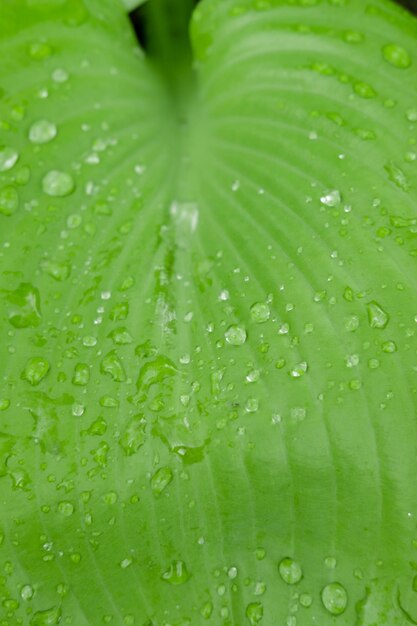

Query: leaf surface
left=1, top=0, right=417, bottom=624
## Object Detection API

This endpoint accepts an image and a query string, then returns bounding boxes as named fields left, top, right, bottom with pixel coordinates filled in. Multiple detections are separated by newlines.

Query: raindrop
left=29, top=120, right=57, bottom=144
left=321, top=582, right=348, bottom=615
left=0, top=185, right=19, bottom=216
left=21, top=357, right=50, bottom=386
left=30, top=606, right=61, bottom=625
left=57, top=501, right=74, bottom=516
left=151, top=466, right=173, bottom=495
left=290, top=362, right=308, bottom=378
left=0, top=146, right=19, bottom=172
left=250, top=302, right=270, bottom=323
left=320, top=190, right=341, bottom=207
left=42, top=170, right=75, bottom=197
left=367, top=301, right=389, bottom=329
left=20, top=584, right=34, bottom=601
left=278, top=557, right=303, bottom=584
left=246, top=602, right=263, bottom=625
left=383, top=43, right=412, bottom=69
left=161, top=560, right=190, bottom=585
left=225, top=324, right=247, bottom=346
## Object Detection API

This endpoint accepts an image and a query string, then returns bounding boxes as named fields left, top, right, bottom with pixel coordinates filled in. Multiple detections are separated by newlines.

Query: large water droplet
left=29, top=120, right=57, bottom=144
left=246, top=602, right=263, bottom=625
left=100, top=350, right=126, bottom=382
left=21, top=357, right=50, bottom=386
left=383, top=43, right=412, bottom=69
left=161, top=560, right=190, bottom=585
left=42, top=170, right=75, bottom=197
left=30, top=606, right=61, bottom=625
left=225, top=324, right=247, bottom=346
left=367, top=301, right=389, bottom=329
left=72, top=363, right=90, bottom=386
left=0, top=146, right=19, bottom=172
left=250, top=302, right=271, bottom=323
left=321, top=582, right=348, bottom=615
left=5, top=282, right=41, bottom=328
left=120, top=415, right=146, bottom=456
left=0, top=185, right=19, bottom=216
left=278, top=557, right=303, bottom=584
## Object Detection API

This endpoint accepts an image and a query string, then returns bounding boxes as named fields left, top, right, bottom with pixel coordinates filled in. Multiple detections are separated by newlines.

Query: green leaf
left=1, top=0, right=417, bottom=624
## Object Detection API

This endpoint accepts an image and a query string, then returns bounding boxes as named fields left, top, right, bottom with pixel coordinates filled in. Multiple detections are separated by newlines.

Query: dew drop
left=42, top=170, right=75, bottom=197
left=300, top=593, right=312, bottom=608
left=161, top=560, right=190, bottom=585
left=21, top=357, right=50, bottom=386
left=0, top=146, right=19, bottom=172
left=246, top=602, right=263, bottom=625
left=52, top=68, right=69, bottom=83
left=250, top=302, right=270, bottom=323
left=320, top=190, right=341, bottom=207
left=225, top=324, right=247, bottom=346
left=278, top=557, right=303, bottom=584
left=200, top=601, right=213, bottom=619
left=0, top=185, right=19, bottom=216
left=100, top=350, right=126, bottom=382
left=151, top=466, right=173, bottom=495
left=367, top=301, right=389, bottom=329
left=383, top=43, right=412, bottom=69
left=290, top=362, right=308, bottom=378
left=29, top=120, right=57, bottom=144
left=28, top=41, right=52, bottom=60
left=321, top=582, right=348, bottom=615
left=20, top=584, right=34, bottom=601
left=57, top=501, right=74, bottom=516
left=40, top=259, right=70, bottom=281
left=120, top=415, right=146, bottom=456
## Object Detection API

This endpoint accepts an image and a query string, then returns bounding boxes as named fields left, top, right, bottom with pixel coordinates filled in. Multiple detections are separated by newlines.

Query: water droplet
left=151, top=466, right=173, bottom=495
left=278, top=557, right=303, bottom=584
left=0, top=146, right=19, bottom=172
left=40, top=259, right=70, bottom=281
left=384, top=161, right=410, bottom=191
left=57, top=501, right=74, bottom=516
left=20, top=584, right=34, bottom=601
left=325, top=556, right=337, bottom=569
left=30, top=606, right=61, bottom=625
left=246, top=397, right=259, bottom=413
left=354, top=82, right=376, bottom=99
left=52, top=68, right=69, bottom=83
left=300, top=593, right=312, bottom=608
left=383, top=43, right=412, bottom=69
left=21, top=357, right=50, bottom=386
left=290, top=362, right=308, bottom=378
left=161, top=560, right=190, bottom=585
left=250, top=302, right=270, bottom=323
left=108, top=327, right=132, bottom=345
left=225, top=324, right=247, bottom=346
left=120, top=415, right=146, bottom=456
left=320, top=190, right=341, bottom=207
left=200, top=601, right=213, bottom=619
left=246, top=602, right=263, bottom=625
left=367, top=301, right=389, bottom=329
left=382, top=340, right=397, bottom=353
left=406, top=108, right=417, bottom=123
left=29, top=120, right=57, bottom=144
left=100, top=350, right=126, bottom=382
left=321, top=582, right=348, bottom=615
left=42, top=170, right=75, bottom=197
left=72, top=363, right=90, bottom=386
left=28, top=41, right=52, bottom=60
left=0, top=185, right=19, bottom=216
left=5, top=282, right=41, bottom=328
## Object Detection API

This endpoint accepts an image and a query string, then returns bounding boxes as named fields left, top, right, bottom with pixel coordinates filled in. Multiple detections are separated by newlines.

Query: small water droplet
left=57, top=501, right=74, bottom=516
left=28, top=41, right=52, bottom=60
left=42, top=170, right=75, bottom=197
left=29, top=120, right=57, bottom=144
left=0, top=146, right=19, bottom=172
left=225, top=324, right=247, bottom=346
left=300, top=593, right=312, bottom=608
left=278, top=557, right=303, bottom=584
left=21, top=357, right=50, bottom=386
left=20, top=584, right=34, bottom=601
left=52, top=67, right=69, bottom=83
left=383, top=43, right=412, bottom=69
left=382, top=340, right=397, bottom=353
left=100, top=350, right=126, bottom=382
left=200, top=601, right=213, bottom=619
left=320, top=190, right=341, bottom=207
left=161, top=560, right=190, bottom=585
left=384, top=161, right=410, bottom=191
left=120, top=415, right=146, bottom=456
left=290, top=362, right=308, bottom=378
left=250, top=302, right=270, bottom=323
left=151, top=466, right=173, bottom=495
left=0, top=185, right=19, bottom=216
left=321, top=582, right=348, bottom=615
left=367, top=301, right=389, bottom=329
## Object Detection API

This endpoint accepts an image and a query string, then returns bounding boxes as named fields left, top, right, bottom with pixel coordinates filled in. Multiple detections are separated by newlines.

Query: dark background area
left=396, top=0, right=417, bottom=11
